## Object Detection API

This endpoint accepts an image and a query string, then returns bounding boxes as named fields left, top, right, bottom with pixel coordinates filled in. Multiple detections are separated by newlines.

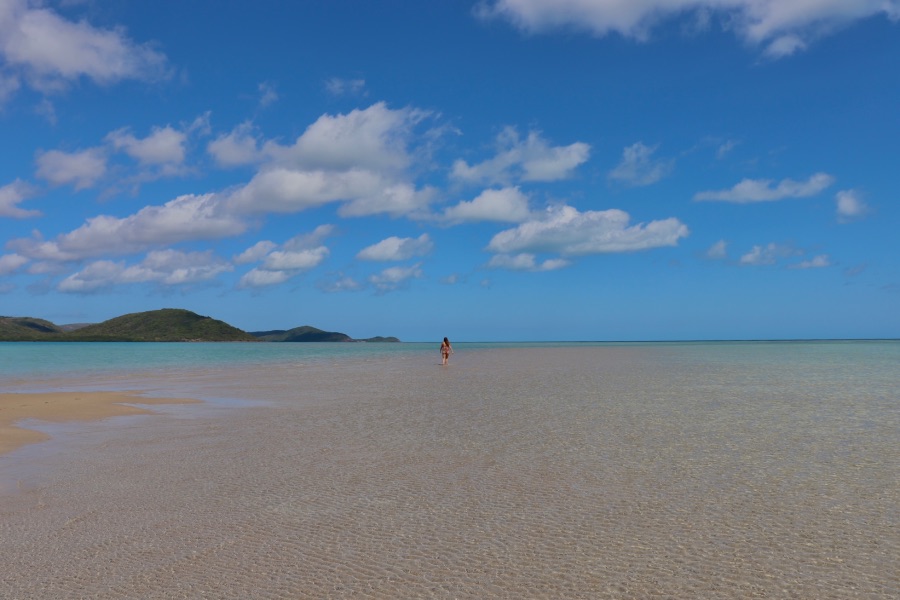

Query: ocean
left=1, top=340, right=898, bottom=598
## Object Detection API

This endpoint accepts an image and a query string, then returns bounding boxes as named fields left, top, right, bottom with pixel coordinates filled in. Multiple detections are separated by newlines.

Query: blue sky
left=1, top=0, right=898, bottom=341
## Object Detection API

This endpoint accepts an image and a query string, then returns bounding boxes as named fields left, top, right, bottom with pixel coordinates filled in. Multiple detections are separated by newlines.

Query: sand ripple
left=2, top=345, right=898, bottom=598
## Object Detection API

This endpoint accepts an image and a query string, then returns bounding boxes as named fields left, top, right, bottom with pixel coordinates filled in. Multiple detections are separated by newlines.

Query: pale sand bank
left=0, top=391, right=199, bottom=456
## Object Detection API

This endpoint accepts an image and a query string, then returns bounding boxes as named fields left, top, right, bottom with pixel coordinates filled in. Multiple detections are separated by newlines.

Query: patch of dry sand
left=0, top=391, right=198, bottom=456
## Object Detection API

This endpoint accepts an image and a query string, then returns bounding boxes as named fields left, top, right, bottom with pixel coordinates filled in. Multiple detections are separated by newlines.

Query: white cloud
left=236, top=226, right=332, bottom=289
left=0, top=253, right=28, bottom=274
left=357, top=233, right=433, bottom=261
left=442, top=187, right=532, bottom=224
left=207, top=122, right=262, bottom=167
left=106, top=125, right=187, bottom=166
left=238, top=268, right=292, bottom=289
left=477, top=0, right=900, bottom=58
left=339, top=183, right=435, bottom=218
left=227, top=167, right=384, bottom=214
left=0, top=179, right=40, bottom=218
left=318, top=274, right=364, bottom=293
left=487, top=205, right=689, bottom=256
left=835, top=189, right=869, bottom=222
left=228, top=103, right=435, bottom=218
left=9, top=193, right=246, bottom=261
left=265, top=102, right=426, bottom=172
left=369, top=263, right=423, bottom=292
left=487, top=253, right=569, bottom=271
left=706, top=239, right=728, bottom=259
left=35, top=147, right=106, bottom=190
left=452, top=127, right=590, bottom=185
left=285, top=224, right=335, bottom=249
left=694, top=172, right=834, bottom=203
left=739, top=242, right=800, bottom=266
left=791, top=254, right=831, bottom=269
left=234, top=240, right=277, bottom=265
left=59, top=249, right=232, bottom=292
left=27, top=260, right=66, bottom=275
left=260, top=247, right=329, bottom=271
left=0, top=0, right=167, bottom=96
left=608, top=142, right=673, bottom=186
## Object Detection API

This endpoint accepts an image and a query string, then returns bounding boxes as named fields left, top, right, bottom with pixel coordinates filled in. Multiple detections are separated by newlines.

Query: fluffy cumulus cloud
left=357, top=233, right=433, bottom=261
left=35, top=147, right=106, bottom=190
left=368, top=263, right=423, bottom=292
left=237, top=225, right=332, bottom=289
left=452, top=127, right=590, bottom=185
left=227, top=103, right=434, bottom=218
left=441, top=187, right=532, bottom=224
left=0, top=0, right=168, bottom=97
left=58, top=250, right=231, bottom=293
left=106, top=125, right=188, bottom=167
left=265, top=102, right=425, bottom=173
left=338, top=183, right=436, bottom=219
left=207, top=122, right=262, bottom=168
left=234, top=240, right=277, bottom=265
left=0, top=252, right=28, bottom=274
left=694, top=172, right=834, bottom=203
left=487, top=205, right=689, bottom=257
left=477, top=0, right=900, bottom=58
left=608, top=142, right=673, bottom=187
left=0, top=179, right=39, bottom=218
left=835, top=189, right=869, bottom=222
left=9, top=193, right=246, bottom=261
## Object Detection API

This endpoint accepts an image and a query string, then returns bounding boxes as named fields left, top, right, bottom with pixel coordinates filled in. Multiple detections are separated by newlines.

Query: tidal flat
left=1, top=342, right=898, bottom=598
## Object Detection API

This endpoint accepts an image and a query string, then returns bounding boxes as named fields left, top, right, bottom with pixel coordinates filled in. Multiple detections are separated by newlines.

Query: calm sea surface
left=1, top=340, right=898, bottom=598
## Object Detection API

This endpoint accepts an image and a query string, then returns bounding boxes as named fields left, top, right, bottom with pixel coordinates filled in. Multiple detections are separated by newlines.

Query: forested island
left=0, top=309, right=399, bottom=343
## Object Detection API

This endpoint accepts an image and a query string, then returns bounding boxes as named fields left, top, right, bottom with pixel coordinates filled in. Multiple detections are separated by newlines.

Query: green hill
left=0, top=310, right=398, bottom=342
left=0, top=309, right=257, bottom=342
left=251, top=326, right=399, bottom=343
left=0, top=316, right=66, bottom=340
left=66, top=309, right=258, bottom=342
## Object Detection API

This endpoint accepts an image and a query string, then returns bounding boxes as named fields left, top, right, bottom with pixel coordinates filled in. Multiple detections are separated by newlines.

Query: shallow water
left=1, top=342, right=898, bottom=598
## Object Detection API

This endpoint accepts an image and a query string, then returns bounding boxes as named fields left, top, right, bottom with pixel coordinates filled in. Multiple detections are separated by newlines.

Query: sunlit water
left=1, top=341, right=898, bottom=598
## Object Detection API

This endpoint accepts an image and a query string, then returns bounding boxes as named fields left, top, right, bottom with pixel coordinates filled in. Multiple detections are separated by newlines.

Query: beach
left=1, top=342, right=898, bottom=598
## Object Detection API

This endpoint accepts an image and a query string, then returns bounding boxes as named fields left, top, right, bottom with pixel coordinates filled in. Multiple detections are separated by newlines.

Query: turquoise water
left=0, top=341, right=429, bottom=380
left=1, top=339, right=898, bottom=381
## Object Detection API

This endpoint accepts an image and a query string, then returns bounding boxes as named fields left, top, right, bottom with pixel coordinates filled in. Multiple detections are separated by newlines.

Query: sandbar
left=0, top=391, right=199, bottom=456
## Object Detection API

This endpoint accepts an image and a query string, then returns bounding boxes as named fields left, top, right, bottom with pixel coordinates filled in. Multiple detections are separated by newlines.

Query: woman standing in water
left=440, top=337, right=453, bottom=365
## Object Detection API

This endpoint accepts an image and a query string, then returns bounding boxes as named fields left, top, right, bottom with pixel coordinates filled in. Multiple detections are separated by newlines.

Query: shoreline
left=0, top=391, right=199, bottom=456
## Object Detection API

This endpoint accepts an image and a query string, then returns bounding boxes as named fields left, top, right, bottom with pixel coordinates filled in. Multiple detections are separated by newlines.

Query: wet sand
left=1, top=346, right=897, bottom=598
left=0, top=391, right=199, bottom=456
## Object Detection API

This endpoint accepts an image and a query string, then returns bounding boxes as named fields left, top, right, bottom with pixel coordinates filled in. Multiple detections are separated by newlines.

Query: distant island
left=0, top=309, right=399, bottom=343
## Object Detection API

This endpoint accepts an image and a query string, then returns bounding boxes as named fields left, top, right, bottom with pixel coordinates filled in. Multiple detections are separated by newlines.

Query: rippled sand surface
left=2, top=345, right=898, bottom=598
